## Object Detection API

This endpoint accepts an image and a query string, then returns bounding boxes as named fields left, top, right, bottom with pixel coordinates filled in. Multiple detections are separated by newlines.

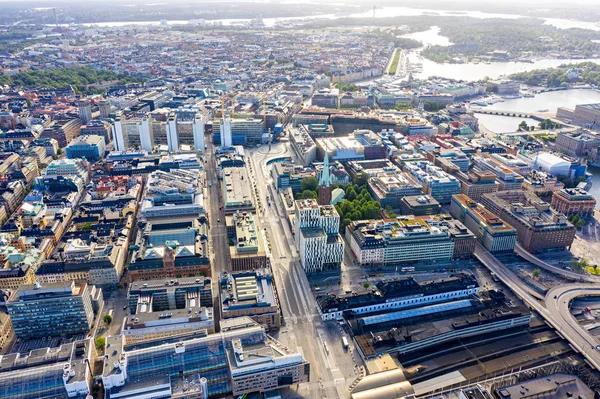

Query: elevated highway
left=474, top=243, right=600, bottom=371
left=515, top=243, right=599, bottom=283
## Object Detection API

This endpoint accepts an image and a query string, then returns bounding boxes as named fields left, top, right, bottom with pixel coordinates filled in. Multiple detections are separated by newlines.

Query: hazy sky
left=0, top=0, right=598, bottom=6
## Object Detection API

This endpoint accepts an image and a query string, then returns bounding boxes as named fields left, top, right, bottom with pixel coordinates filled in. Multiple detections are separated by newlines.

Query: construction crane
left=219, top=96, right=235, bottom=119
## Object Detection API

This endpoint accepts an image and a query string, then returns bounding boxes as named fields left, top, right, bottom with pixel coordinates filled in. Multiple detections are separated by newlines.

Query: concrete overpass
left=546, top=285, right=600, bottom=370
left=514, top=243, right=599, bottom=283
left=474, top=243, right=600, bottom=371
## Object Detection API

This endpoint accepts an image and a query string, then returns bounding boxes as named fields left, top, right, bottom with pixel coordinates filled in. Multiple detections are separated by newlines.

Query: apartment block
left=102, top=318, right=308, bottom=398
left=399, top=195, right=441, bottom=216
left=481, top=190, right=576, bottom=253
left=450, top=194, right=517, bottom=253
left=455, top=170, right=499, bottom=201
left=551, top=188, right=597, bottom=216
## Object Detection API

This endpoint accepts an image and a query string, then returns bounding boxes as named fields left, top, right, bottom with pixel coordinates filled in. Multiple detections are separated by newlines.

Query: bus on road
left=342, top=336, right=349, bottom=349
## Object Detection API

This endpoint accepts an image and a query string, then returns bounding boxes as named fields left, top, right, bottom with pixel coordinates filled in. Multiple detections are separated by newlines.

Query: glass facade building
left=104, top=321, right=265, bottom=399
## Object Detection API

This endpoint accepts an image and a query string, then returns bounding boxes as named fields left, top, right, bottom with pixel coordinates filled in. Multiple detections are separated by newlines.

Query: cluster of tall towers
left=112, top=112, right=206, bottom=153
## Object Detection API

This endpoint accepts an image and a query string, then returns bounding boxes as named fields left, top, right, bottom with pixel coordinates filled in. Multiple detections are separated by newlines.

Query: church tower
left=318, top=153, right=332, bottom=205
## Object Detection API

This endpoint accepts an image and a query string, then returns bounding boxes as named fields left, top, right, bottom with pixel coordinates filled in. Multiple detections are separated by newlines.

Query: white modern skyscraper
left=166, top=114, right=179, bottom=152
left=113, top=116, right=125, bottom=151
left=140, top=116, right=153, bottom=152
left=221, top=115, right=233, bottom=147
left=193, top=113, right=205, bottom=151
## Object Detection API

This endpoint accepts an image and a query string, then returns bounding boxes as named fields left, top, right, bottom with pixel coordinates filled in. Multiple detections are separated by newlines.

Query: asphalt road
left=205, top=140, right=230, bottom=330
left=545, top=284, right=600, bottom=369
left=245, top=143, right=352, bottom=399
left=474, top=242, right=600, bottom=371
left=515, top=243, right=598, bottom=283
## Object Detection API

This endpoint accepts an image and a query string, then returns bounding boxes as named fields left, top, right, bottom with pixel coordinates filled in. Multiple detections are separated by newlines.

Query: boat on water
left=486, top=97, right=504, bottom=104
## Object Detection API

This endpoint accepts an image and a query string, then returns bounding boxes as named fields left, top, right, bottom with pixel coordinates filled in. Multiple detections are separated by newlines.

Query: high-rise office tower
left=221, top=115, right=233, bottom=147
left=193, top=113, right=205, bottom=151
left=166, top=113, right=179, bottom=152
left=98, top=99, right=111, bottom=118
left=77, top=99, right=92, bottom=124
left=140, top=116, right=153, bottom=152
left=113, top=115, right=125, bottom=151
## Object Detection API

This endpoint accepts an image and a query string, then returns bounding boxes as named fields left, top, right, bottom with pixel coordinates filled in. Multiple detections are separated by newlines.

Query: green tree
left=363, top=282, right=370, bottom=289
left=574, top=258, right=589, bottom=271
left=103, top=314, right=112, bottom=324
left=532, top=268, right=541, bottom=279
left=518, top=121, right=529, bottom=131
left=341, top=218, right=352, bottom=231
left=95, top=337, right=106, bottom=351
left=334, top=81, right=360, bottom=92
left=302, top=190, right=317, bottom=200
left=423, top=100, right=444, bottom=112
left=345, top=188, right=357, bottom=201
left=354, top=172, right=369, bottom=187
left=362, top=204, right=380, bottom=219
left=301, top=176, right=318, bottom=192
left=395, top=103, right=413, bottom=111
left=78, top=222, right=93, bottom=231
left=384, top=205, right=397, bottom=218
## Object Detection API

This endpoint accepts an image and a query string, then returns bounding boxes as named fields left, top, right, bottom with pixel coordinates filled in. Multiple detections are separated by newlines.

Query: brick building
left=551, top=188, right=596, bottom=216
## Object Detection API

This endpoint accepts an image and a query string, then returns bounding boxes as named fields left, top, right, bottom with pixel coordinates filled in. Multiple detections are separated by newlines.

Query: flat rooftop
left=129, top=276, right=212, bottom=293
left=578, top=103, right=600, bottom=110
left=295, top=198, right=319, bottom=211
left=221, top=270, right=277, bottom=312
left=453, top=194, right=515, bottom=232
left=301, top=227, right=327, bottom=238
left=496, top=373, right=594, bottom=399
left=230, top=211, right=264, bottom=256
left=10, top=281, right=82, bottom=302
left=352, top=294, right=529, bottom=357
left=222, top=167, right=253, bottom=208
left=317, top=273, right=478, bottom=313
left=227, top=336, right=301, bottom=375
